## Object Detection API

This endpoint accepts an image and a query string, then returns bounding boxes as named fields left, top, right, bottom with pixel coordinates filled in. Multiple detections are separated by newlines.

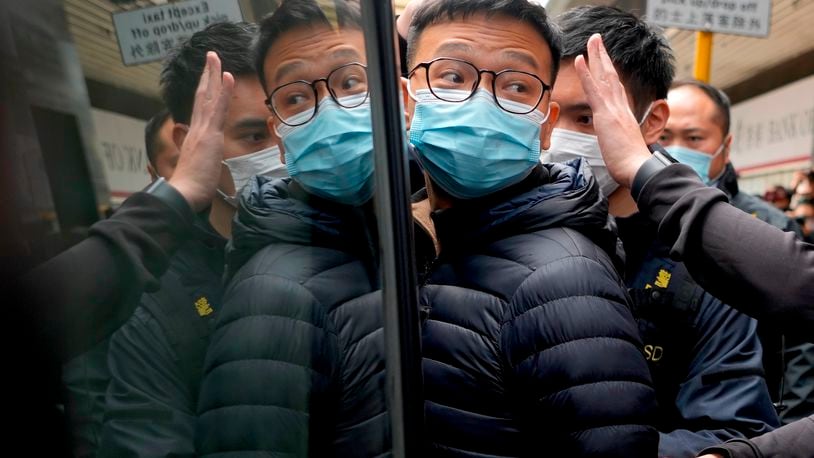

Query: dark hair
left=771, top=185, right=791, bottom=199
left=160, top=22, right=258, bottom=124
left=255, top=0, right=364, bottom=94
left=558, top=5, right=675, bottom=118
left=406, top=0, right=562, bottom=84
left=671, top=79, right=731, bottom=136
left=144, top=109, right=171, bottom=167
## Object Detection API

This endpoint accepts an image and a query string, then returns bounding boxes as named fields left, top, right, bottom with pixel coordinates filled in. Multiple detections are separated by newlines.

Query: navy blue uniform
left=619, top=213, right=779, bottom=457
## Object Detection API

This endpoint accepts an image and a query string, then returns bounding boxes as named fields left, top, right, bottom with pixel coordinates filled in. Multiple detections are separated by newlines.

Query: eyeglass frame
left=264, top=62, right=370, bottom=127
left=406, top=57, right=552, bottom=115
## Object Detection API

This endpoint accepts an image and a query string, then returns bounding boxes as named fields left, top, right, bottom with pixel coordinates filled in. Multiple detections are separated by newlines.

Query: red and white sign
left=730, top=75, right=814, bottom=174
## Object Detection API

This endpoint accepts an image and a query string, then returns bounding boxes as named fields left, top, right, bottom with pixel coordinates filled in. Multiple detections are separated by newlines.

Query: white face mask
left=218, top=145, right=286, bottom=207
left=541, top=128, right=620, bottom=197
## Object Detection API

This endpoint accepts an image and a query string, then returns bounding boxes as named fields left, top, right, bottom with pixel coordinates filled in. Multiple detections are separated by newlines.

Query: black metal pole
left=359, top=1, right=424, bottom=457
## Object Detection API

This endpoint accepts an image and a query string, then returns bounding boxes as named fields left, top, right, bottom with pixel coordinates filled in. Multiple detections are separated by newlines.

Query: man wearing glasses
left=195, top=1, right=388, bottom=457
left=403, top=0, right=658, bottom=456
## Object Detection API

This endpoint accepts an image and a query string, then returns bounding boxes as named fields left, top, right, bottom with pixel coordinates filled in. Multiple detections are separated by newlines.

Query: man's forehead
left=414, top=15, right=551, bottom=72
left=264, top=27, right=364, bottom=84
left=225, top=76, right=269, bottom=128
left=551, top=63, right=587, bottom=106
left=667, top=86, right=719, bottom=125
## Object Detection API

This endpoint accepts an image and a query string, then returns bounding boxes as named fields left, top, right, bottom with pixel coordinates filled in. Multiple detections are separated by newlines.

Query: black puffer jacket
left=420, top=160, right=658, bottom=457
left=195, top=177, right=389, bottom=457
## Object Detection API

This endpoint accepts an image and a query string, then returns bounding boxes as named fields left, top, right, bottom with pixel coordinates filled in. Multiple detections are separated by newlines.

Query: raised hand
left=574, top=33, right=651, bottom=188
left=168, top=51, right=235, bottom=212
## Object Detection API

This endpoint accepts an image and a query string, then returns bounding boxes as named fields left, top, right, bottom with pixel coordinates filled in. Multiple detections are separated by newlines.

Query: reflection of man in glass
left=145, top=109, right=181, bottom=181
left=403, top=0, right=659, bottom=455
left=97, top=22, right=278, bottom=458
left=195, top=2, right=388, bottom=457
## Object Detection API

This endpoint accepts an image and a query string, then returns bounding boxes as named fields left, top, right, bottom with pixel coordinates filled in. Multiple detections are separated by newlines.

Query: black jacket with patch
left=98, top=214, right=225, bottom=458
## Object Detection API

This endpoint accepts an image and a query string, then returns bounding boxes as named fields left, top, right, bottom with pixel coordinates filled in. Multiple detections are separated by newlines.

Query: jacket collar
left=714, top=162, right=739, bottom=198
left=429, top=159, right=616, bottom=258
left=226, top=176, right=379, bottom=280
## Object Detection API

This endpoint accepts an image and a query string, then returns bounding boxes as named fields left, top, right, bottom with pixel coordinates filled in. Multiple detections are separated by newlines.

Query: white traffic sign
left=646, top=0, right=771, bottom=38
left=112, top=0, right=244, bottom=66
left=90, top=108, right=151, bottom=201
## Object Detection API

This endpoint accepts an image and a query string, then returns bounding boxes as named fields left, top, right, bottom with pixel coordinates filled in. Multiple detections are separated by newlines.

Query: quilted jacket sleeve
left=638, top=164, right=814, bottom=340
left=658, top=296, right=779, bottom=458
left=503, top=229, right=659, bottom=457
left=195, top=245, right=389, bottom=457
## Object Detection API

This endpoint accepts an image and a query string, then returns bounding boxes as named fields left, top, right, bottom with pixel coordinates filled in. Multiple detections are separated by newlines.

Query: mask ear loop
left=216, top=188, right=238, bottom=208
left=538, top=102, right=551, bottom=125
left=638, top=102, right=654, bottom=127
left=706, top=136, right=730, bottom=182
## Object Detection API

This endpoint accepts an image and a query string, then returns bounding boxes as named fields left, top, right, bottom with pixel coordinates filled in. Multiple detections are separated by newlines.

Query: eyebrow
left=560, top=102, right=592, bottom=113
left=672, top=127, right=706, bottom=134
left=502, top=50, right=539, bottom=72
left=435, top=42, right=475, bottom=57
left=433, top=43, right=542, bottom=76
left=274, top=61, right=305, bottom=85
left=273, top=48, right=363, bottom=84
left=230, top=117, right=269, bottom=132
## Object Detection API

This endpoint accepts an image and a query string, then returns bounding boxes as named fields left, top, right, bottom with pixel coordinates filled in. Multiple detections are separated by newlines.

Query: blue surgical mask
left=277, top=94, right=374, bottom=206
left=409, top=89, right=550, bottom=199
left=665, top=144, right=725, bottom=185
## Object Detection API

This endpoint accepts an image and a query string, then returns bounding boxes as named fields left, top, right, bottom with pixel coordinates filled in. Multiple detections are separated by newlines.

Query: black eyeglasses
left=407, top=57, right=551, bottom=115
left=266, top=62, right=369, bottom=127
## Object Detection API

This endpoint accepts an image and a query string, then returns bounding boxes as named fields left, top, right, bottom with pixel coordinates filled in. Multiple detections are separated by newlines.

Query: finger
left=594, top=34, right=621, bottom=89
left=574, top=54, right=600, bottom=107
left=196, top=53, right=212, bottom=103
left=211, top=71, right=235, bottom=131
left=186, top=56, right=212, bottom=127
left=207, top=51, right=222, bottom=100
left=586, top=34, right=607, bottom=84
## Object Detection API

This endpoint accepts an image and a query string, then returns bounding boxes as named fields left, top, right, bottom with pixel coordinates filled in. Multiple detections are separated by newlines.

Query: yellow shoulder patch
left=195, top=296, right=214, bottom=317
left=654, top=269, right=672, bottom=288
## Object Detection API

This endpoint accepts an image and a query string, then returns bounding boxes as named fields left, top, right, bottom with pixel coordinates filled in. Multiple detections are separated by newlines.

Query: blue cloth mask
left=277, top=94, right=374, bottom=206
left=409, top=89, right=549, bottom=199
left=665, top=144, right=725, bottom=185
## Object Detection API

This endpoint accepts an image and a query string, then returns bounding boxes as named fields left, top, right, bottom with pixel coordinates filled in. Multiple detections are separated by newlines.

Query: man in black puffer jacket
left=404, top=1, right=659, bottom=456
left=195, top=1, right=390, bottom=456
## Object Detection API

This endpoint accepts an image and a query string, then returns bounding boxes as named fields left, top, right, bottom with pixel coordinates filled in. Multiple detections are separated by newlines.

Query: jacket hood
left=226, top=175, right=378, bottom=279
left=431, top=158, right=616, bottom=255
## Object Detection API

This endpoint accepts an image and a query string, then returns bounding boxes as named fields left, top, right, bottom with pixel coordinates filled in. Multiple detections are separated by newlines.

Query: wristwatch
left=142, top=177, right=194, bottom=223
left=631, top=144, right=678, bottom=201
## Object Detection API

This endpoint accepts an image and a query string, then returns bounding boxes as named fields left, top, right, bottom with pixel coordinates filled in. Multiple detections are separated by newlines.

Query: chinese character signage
left=646, top=0, right=771, bottom=37
left=112, top=0, right=244, bottom=66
